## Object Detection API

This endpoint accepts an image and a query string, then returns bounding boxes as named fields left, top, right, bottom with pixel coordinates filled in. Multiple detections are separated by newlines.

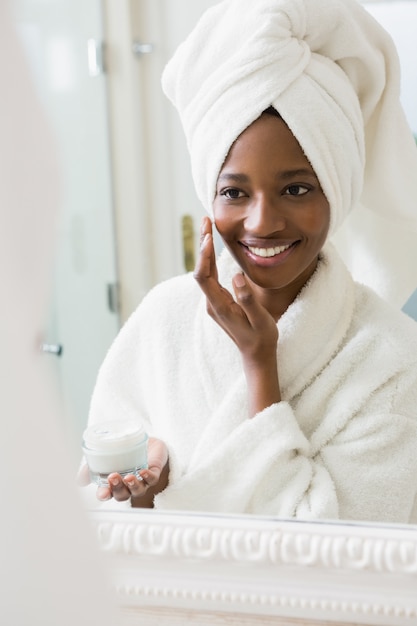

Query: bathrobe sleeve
left=155, top=401, right=334, bottom=516
left=155, top=369, right=417, bottom=524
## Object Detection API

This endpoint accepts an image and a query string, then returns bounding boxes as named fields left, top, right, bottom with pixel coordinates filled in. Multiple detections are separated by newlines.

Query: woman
left=83, top=0, right=417, bottom=523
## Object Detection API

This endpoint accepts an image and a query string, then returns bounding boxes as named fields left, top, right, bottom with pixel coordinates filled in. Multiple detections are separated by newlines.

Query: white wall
left=365, top=1, right=417, bottom=134
left=104, top=0, right=222, bottom=322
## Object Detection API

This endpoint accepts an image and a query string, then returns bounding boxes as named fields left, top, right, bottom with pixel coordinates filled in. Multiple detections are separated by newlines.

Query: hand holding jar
left=79, top=421, right=169, bottom=507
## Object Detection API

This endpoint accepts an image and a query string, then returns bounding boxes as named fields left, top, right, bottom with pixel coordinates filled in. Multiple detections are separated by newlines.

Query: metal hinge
left=87, top=39, right=106, bottom=76
left=132, top=40, right=154, bottom=57
left=107, top=282, right=120, bottom=314
left=41, top=342, right=63, bottom=356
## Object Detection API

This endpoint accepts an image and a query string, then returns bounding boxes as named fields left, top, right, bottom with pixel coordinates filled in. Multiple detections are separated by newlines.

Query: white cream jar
left=82, top=420, right=148, bottom=486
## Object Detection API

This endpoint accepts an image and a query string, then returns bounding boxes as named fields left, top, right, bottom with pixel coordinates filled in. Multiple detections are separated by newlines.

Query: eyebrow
left=279, top=168, right=317, bottom=180
left=218, top=168, right=318, bottom=184
left=217, top=173, right=250, bottom=183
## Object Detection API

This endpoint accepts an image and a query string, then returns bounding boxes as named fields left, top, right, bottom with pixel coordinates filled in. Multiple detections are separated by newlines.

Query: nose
left=244, top=194, right=286, bottom=235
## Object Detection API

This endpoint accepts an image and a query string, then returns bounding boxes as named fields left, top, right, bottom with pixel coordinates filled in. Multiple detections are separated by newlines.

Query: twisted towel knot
left=164, top=0, right=368, bottom=234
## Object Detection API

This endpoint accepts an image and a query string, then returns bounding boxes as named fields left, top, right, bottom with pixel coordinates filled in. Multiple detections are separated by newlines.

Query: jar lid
left=82, top=420, right=147, bottom=452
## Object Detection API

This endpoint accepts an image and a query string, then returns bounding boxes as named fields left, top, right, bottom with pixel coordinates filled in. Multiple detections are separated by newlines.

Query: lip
left=239, top=240, right=299, bottom=267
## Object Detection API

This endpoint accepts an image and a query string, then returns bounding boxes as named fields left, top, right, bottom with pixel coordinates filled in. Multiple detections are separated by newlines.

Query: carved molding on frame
left=88, top=510, right=417, bottom=626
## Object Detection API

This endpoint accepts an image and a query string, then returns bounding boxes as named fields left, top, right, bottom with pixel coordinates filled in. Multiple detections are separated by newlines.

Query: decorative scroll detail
left=88, top=512, right=417, bottom=624
left=91, top=513, right=417, bottom=575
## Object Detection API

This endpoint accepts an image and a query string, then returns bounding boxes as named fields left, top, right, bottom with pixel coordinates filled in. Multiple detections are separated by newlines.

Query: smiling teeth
left=248, top=243, right=292, bottom=258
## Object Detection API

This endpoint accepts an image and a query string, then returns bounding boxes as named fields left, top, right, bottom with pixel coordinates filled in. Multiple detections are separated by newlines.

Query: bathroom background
left=12, top=0, right=417, bottom=456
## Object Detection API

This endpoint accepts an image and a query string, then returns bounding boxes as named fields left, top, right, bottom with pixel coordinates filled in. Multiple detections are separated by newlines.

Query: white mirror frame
left=89, top=510, right=417, bottom=625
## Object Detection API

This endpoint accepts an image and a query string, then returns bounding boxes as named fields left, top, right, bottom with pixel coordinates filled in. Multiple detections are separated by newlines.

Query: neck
left=249, top=284, right=298, bottom=322
left=247, top=258, right=320, bottom=322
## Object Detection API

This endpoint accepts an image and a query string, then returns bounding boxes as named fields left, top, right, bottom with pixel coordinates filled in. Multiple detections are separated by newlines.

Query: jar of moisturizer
left=82, top=420, right=148, bottom=487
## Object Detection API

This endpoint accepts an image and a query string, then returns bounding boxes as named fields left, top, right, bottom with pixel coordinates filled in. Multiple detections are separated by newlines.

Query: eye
left=284, top=184, right=310, bottom=196
left=220, top=187, right=245, bottom=200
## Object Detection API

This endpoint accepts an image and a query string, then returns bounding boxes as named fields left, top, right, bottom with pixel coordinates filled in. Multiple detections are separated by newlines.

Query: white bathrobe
left=89, top=244, right=417, bottom=523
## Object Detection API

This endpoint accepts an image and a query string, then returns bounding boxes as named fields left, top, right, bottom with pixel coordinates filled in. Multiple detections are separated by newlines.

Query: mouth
left=246, top=243, right=293, bottom=258
left=237, top=240, right=299, bottom=267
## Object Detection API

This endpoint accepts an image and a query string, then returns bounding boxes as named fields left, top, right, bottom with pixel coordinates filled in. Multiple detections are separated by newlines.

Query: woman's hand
left=78, top=437, right=169, bottom=508
left=194, top=217, right=281, bottom=415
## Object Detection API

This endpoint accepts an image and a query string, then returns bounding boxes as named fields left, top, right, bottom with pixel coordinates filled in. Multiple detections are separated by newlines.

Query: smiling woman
left=83, top=0, right=417, bottom=527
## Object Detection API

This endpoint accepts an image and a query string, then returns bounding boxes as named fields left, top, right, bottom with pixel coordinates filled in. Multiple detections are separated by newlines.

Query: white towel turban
left=162, top=0, right=417, bottom=308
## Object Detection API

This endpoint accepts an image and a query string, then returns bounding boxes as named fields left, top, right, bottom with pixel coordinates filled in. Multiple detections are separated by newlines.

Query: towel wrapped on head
left=162, top=0, right=417, bottom=307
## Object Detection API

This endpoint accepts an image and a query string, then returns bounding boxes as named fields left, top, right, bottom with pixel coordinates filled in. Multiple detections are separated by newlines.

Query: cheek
left=213, top=204, right=234, bottom=237
left=301, top=203, right=330, bottom=237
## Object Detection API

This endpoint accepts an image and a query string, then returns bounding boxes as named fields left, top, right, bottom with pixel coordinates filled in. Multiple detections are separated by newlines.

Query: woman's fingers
left=199, top=215, right=212, bottom=246
left=195, top=219, right=279, bottom=373
left=194, top=233, right=215, bottom=286
left=102, top=472, right=148, bottom=502
left=136, top=466, right=161, bottom=487
left=94, top=437, right=169, bottom=503
left=77, top=463, right=91, bottom=486
left=123, top=472, right=153, bottom=496
left=195, top=231, right=254, bottom=342
left=194, top=229, right=236, bottom=315
left=147, top=437, right=169, bottom=472
left=232, top=272, right=252, bottom=303
left=194, top=217, right=218, bottom=286
left=96, top=485, right=112, bottom=501
left=232, top=272, right=267, bottom=330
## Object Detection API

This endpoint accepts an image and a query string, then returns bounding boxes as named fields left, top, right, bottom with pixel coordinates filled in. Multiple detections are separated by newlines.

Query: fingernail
left=234, top=273, right=245, bottom=287
left=201, top=233, right=210, bottom=247
left=125, top=478, right=134, bottom=487
left=109, top=477, right=119, bottom=487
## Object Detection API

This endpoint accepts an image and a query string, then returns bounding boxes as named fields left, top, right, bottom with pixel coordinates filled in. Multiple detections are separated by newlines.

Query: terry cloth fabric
left=88, top=244, right=417, bottom=523
left=161, top=0, right=417, bottom=308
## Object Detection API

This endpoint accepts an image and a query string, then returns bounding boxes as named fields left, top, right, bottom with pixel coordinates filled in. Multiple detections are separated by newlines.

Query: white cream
left=82, top=420, right=148, bottom=486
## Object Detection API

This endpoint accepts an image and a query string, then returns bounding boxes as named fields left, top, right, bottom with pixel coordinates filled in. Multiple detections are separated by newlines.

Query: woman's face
left=213, top=113, right=330, bottom=305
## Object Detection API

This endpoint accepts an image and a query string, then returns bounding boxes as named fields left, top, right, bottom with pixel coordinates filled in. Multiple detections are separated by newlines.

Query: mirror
left=8, top=0, right=417, bottom=623
left=13, top=0, right=417, bottom=525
